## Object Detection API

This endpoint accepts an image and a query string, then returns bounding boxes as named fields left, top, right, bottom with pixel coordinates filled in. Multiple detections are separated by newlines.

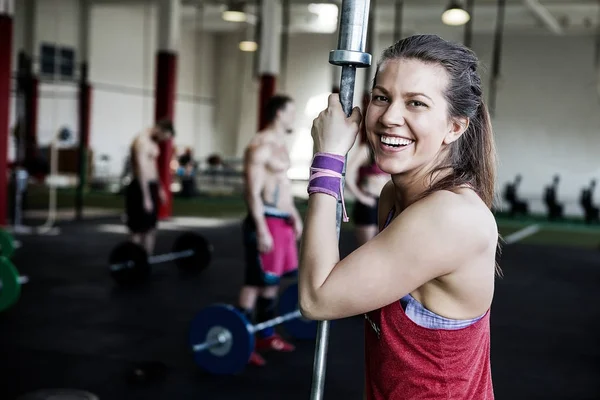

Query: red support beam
left=79, top=84, right=92, bottom=148
left=154, top=50, right=177, bottom=219
left=25, top=76, right=38, bottom=168
left=258, top=74, right=276, bottom=131
left=75, top=62, right=92, bottom=220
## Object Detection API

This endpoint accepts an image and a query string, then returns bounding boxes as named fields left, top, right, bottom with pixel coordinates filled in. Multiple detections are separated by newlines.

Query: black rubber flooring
left=0, top=216, right=599, bottom=400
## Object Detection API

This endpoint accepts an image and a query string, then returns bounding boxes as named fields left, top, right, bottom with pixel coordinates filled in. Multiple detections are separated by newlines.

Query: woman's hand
left=311, top=94, right=362, bottom=156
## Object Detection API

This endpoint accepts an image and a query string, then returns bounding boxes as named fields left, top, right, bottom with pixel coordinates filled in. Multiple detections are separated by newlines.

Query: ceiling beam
left=523, top=0, right=564, bottom=34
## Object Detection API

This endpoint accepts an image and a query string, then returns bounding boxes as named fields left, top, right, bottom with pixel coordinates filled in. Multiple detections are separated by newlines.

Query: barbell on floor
left=188, top=282, right=317, bottom=375
left=0, top=256, right=29, bottom=312
left=108, top=232, right=213, bottom=286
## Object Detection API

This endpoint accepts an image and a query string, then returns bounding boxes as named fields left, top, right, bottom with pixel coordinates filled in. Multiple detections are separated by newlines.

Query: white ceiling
left=92, top=0, right=600, bottom=36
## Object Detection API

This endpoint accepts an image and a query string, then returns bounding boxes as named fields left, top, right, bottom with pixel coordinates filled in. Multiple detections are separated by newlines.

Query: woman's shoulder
left=380, top=185, right=497, bottom=249
left=416, top=188, right=498, bottom=246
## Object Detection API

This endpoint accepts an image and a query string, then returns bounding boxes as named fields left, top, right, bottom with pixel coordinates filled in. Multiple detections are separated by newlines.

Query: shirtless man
left=239, top=95, right=303, bottom=367
left=125, top=119, right=175, bottom=254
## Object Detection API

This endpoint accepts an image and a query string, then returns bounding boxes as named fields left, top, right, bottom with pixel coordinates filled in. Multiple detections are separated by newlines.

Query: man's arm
left=244, top=144, right=271, bottom=238
left=345, top=143, right=375, bottom=206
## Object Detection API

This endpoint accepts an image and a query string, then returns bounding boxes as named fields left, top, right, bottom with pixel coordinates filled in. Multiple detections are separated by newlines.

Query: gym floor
left=1, top=213, right=600, bottom=400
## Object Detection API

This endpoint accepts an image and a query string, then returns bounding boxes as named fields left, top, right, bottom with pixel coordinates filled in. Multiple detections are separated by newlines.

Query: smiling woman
left=299, top=34, right=499, bottom=400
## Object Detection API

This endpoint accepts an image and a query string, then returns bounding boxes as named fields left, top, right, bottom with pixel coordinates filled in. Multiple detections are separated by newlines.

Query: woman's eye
left=372, top=95, right=388, bottom=102
left=408, top=100, right=426, bottom=107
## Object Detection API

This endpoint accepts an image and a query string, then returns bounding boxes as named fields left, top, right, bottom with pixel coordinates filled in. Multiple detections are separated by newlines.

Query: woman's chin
left=376, top=159, right=407, bottom=176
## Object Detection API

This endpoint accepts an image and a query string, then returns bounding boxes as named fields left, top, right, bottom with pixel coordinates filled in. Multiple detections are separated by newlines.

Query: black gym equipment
left=543, top=174, right=564, bottom=221
left=580, top=179, right=599, bottom=224
left=188, top=282, right=316, bottom=375
left=502, top=174, right=529, bottom=217
left=108, top=232, right=213, bottom=285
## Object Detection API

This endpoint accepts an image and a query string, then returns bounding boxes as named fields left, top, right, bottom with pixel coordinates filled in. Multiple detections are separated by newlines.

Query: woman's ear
left=443, top=117, right=469, bottom=145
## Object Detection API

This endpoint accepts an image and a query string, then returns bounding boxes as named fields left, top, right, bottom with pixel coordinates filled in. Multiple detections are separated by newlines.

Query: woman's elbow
left=299, top=293, right=330, bottom=321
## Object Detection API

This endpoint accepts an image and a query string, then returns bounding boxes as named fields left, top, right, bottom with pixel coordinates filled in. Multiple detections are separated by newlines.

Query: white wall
left=90, top=2, right=216, bottom=176
left=213, top=32, right=247, bottom=159
left=470, top=34, right=600, bottom=216
left=9, top=0, right=217, bottom=177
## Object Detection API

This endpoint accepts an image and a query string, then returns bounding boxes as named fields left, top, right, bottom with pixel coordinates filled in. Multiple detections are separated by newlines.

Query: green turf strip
left=20, top=189, right=600, bottom=249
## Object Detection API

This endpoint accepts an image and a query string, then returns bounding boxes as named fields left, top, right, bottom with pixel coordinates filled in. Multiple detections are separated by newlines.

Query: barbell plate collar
left=329, top=50, right=372, bottom=68
left=109, top=261, right=135, bottom=271
left=0, top=275, right=27, bottom=291
left=192, top=330, right=232, bottom=353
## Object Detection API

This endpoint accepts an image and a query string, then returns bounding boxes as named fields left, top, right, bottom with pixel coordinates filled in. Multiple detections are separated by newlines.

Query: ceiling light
left=223, top=2, right=247, bottom=22
left=239, top=41, right=258, bottom=52
left=442, top=1, right=470, bottom=26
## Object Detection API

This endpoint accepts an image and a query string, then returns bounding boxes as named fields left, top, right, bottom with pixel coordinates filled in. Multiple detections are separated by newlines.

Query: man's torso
left=246, top=135, right=291, bottom=210
left=131, top=132, right=160, bottom=181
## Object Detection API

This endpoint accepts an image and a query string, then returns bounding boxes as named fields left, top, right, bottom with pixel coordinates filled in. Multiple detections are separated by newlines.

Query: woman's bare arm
left=298, top=189, right=496, bottom=320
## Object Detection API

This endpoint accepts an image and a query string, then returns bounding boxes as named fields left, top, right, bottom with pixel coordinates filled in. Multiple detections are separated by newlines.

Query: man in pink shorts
left=238, top=94, right=303, bottom=367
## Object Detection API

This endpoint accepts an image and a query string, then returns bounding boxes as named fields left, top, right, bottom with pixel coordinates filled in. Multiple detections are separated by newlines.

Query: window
left=39, top=43, right=77, bottom=80
left=40, top=43, right=56, bottom=76
left=60, top=48, right=75, bottom=77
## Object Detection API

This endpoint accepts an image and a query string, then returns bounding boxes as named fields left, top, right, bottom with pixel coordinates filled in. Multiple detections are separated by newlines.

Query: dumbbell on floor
left=188, top=282, right=317, bottom=375
left=0, top=256, right=29, bottom=312
left=108, top=232, right=213, bottom=286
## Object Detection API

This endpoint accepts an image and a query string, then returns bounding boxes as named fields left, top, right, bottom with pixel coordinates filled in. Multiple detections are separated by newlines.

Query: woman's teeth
left=380, top=135, right=414, bottom=147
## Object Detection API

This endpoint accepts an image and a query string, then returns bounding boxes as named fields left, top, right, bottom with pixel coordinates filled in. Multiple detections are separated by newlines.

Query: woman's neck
left=391, top=167, right=453, bottom=211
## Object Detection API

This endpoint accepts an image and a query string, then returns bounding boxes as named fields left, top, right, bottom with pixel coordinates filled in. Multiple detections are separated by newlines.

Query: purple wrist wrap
left=307, top=152, right=349, bottom=222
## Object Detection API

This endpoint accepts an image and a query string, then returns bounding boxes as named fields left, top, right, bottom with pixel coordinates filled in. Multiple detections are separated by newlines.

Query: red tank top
left=364, top=210, right=494, bottom=400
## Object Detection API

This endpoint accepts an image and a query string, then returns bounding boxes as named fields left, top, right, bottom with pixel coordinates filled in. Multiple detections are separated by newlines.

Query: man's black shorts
left=125, top=179, right=160, bottom=233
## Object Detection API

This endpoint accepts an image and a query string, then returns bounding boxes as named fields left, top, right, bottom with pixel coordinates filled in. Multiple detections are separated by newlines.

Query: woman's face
left=365, top=58, right=467, bottom=176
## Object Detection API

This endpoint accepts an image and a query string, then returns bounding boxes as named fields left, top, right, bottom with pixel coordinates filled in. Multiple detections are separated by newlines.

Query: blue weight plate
left=189, top=304, right=254, bottom=375
left=278, top=283, right=317, bottom=340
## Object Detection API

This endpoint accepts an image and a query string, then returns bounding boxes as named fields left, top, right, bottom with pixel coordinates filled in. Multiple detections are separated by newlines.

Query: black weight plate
left=172, top=232, right=213, bottom=274
left=108, top=241, right=150, bottom=286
